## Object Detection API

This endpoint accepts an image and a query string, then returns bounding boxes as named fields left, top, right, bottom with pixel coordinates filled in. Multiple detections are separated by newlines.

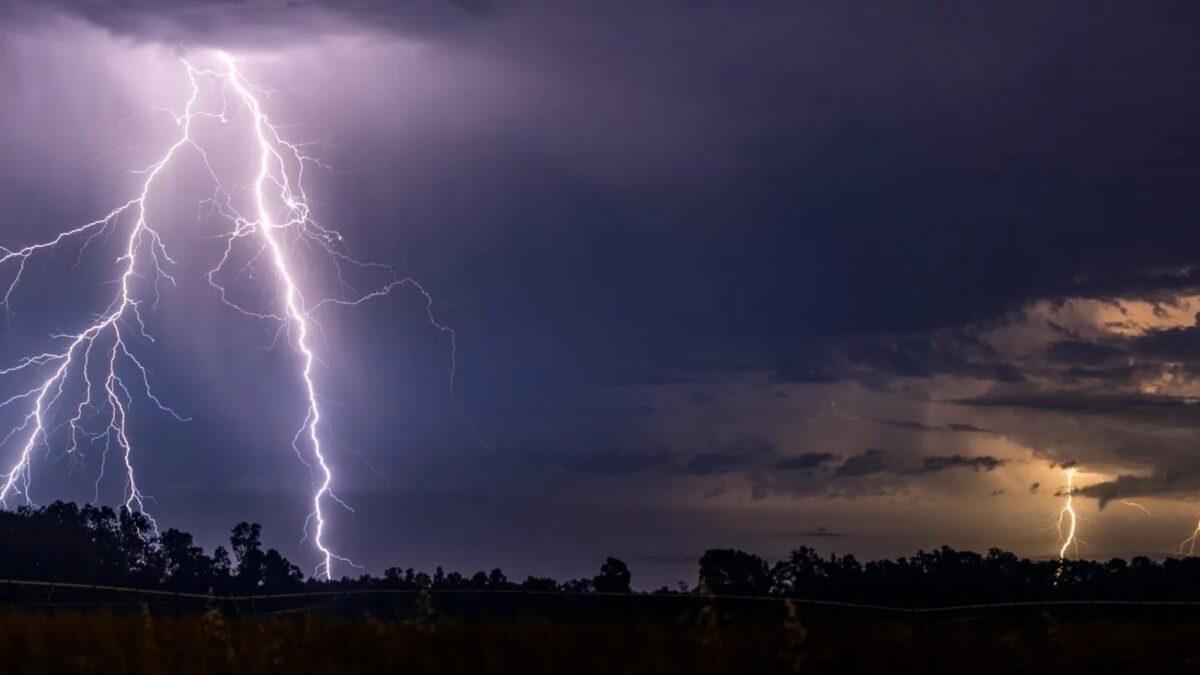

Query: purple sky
left=1, top=1, right=1199, bottom=588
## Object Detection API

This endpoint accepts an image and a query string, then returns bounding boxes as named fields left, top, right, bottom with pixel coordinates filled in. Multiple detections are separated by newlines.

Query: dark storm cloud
left=772, top=453, right=837, bottom=471
left=1032, top=323, right=1200, bottom=385
left=879, top=419, right=935, bottom=432
left=945, top=423, right=993, bottom=433
left=843, top=335, right=1024, bottom=383
left=683, top=445, right=773, bottom=476
left=827, top=451, right=1004, bottom=478
left=834, top=450, right=889, bottom=478
left=1074, top=472, right=1200, bottom=508
left=1045, top=340, right=1127, bottom=366
left=769, top=330, right=1028, bottom=390
left=957, top=393, right=1200, bottom=428
left=683, top=452, right=748, bottom=476
left=877, top=420, right=994, bottom=434
left=554, top=442, right=1011, bottom=501
left=1130, top=323, right=1200, bottom=361
left=911, top=455, right=1005, bottom=474
left=12, top=0, right=1200, bottom=362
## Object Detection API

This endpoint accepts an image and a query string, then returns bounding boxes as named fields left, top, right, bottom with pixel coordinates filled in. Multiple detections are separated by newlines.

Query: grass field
left=0, top=603, right=1197, bottom=674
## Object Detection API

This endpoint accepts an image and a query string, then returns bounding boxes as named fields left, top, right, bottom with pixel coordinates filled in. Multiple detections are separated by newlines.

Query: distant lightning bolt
left=1046, top=466, right=1082, bottom=585
left=1120, top=499, right=1152, bottom=516
left=0, top=51, right=476, bottom=578
left=1179, top=518, right=1200, bottom=557
left=1056, top=467, right=1079, bottom=562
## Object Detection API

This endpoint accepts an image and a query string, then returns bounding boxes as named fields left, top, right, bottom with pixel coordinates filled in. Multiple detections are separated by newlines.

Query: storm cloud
left=773, top=453, right=838, bottom=471
left=834, top=450, right=890, bottom=478
left=912, top=455, right=1006, bottom=475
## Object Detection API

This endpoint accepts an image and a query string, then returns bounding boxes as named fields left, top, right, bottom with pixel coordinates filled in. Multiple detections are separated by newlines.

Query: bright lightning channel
left=0, top=52, right=470, bottom=579
left=1056, top=467, right=1079, bottom=561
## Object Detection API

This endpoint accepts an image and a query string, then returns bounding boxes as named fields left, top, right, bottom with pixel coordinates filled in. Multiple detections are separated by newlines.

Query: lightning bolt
left=0, top=65, right=203, bottom=520
left=0, top=51, right=474, bottom=578
left=1055, top=467, right=1079, bottom=561
left=211, top=51, right=354, bottom=579
left=1049, top=466, right=1083, bottom=584
left=1179, top=518, right=1200, bottom=557
left=1119, top=499, right=1152, bottom=516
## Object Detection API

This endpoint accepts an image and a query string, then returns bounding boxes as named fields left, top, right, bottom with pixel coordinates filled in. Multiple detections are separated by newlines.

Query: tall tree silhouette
left=229, top=522, right=301, bottom=591
left=161, top=529, right=221, bottom=592
left=594, top=557, right=632, bottom=593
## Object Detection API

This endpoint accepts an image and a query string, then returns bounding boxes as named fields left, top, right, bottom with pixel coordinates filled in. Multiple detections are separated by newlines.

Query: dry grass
left=0, top=605, right=1196, bottom=674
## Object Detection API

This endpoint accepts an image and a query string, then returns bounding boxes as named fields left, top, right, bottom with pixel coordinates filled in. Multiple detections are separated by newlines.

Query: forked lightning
left=0, top=52, right=463, bottom=578
left=1056, top=467, right=1079, bottom=561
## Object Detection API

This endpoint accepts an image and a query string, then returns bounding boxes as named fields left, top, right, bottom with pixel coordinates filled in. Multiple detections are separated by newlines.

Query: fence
left=5, top=578, right=1200, bottom=620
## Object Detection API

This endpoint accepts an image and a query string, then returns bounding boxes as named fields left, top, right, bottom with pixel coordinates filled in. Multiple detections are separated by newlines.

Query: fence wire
left=4, top=578, right=1200, bottom=615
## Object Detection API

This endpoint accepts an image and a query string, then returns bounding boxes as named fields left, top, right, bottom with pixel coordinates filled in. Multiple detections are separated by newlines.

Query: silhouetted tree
left=487, top=568, right=511, bottom=589
left=594, top=557, right=632, bottom=593
left=698, top=549, right=771, bottom=595
left=522, top=576, right=558, bottom=591
left=560, top=578, right=594, bottom=593
left=211, top=545, right=233, bottom=586
left=228, top=522, right=301, bottom=591
left=230, top=522, right=265, bottom=590
left=261, top=548, right=303, bottom=590
left=161, top=528, right=217, bottom=591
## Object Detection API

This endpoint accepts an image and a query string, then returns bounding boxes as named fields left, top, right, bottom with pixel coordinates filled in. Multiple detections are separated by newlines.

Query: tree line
left=5, top=502, right=1200, bottom=605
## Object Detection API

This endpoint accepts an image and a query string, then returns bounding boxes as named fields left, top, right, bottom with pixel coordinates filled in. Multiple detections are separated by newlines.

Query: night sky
left=1, top=0, right=1199, bottom=588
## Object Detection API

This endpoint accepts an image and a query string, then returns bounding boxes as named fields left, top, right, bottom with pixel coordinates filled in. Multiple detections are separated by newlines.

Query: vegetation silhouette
left=6, top=501, right=1200, bottom=607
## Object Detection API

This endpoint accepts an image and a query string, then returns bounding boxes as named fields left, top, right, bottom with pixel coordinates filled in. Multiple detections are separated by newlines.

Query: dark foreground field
left=1, top=606, right=1198, bottom=674
left=7, top=507, right=1200, bottom=672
